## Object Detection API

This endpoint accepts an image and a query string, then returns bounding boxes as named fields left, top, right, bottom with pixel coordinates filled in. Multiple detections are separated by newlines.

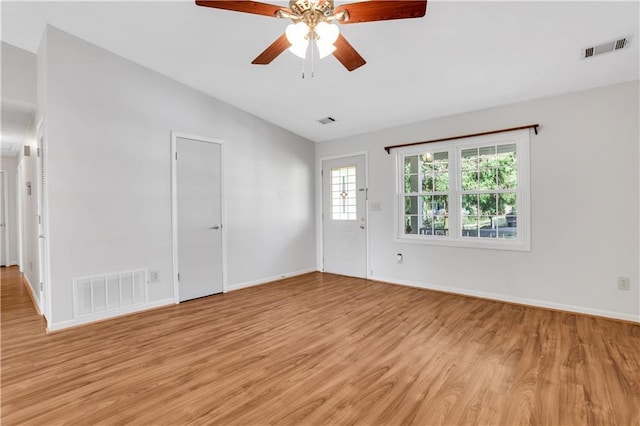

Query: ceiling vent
left=318, top=116, right=336, bottom=125
left=582, top=36, right=631, bottom=59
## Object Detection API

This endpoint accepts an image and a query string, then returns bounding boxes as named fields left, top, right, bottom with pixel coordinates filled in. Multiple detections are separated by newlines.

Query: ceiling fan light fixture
left=195, top=0, right=428, bottom=72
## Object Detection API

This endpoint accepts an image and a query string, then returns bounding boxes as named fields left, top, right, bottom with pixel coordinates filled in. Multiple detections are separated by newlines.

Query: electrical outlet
left=618, top=277, right=630, bottom=291
left=150, top=271, right=160, bottom=283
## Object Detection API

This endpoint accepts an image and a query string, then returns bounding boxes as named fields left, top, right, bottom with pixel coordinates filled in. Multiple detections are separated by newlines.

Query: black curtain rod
left=384, top=124, right=539, bottom=154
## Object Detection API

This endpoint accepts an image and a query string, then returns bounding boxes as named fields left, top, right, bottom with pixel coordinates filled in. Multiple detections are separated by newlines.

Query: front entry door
left=174, top=135, right=223, bottom=301
left=322, top=154, right=367, bottom=278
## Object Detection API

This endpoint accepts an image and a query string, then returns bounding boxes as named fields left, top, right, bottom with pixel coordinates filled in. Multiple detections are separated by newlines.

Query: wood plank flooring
left=2, top=266, right=639, bottom=425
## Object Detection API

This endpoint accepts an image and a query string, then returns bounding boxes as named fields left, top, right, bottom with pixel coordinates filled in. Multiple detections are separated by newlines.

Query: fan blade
left=252, top=33, right=291, bottom=65
left=335, top=1, right=427, bottom=24
left=332, top=34, right=366, bottom=71
left=195, top=1, right=289, bottom=18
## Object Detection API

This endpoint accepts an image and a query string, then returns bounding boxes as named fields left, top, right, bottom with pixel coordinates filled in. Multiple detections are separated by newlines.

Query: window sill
left=395, top=235, right=531, bottom=252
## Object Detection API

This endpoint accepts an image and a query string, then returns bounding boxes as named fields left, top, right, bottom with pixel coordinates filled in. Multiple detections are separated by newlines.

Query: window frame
left=395, top=129, right=531, bottom=251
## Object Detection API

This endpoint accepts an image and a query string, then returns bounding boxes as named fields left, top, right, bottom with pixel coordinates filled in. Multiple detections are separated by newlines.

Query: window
left=397, top=130, right=530, bottom=250
left=331, top=166, right=357, bottom=220
left=403, top=151, right=449, bottom=236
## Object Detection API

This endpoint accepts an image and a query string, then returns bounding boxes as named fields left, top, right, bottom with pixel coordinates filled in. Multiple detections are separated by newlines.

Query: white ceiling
left=1, top=1, right=638, bottom=142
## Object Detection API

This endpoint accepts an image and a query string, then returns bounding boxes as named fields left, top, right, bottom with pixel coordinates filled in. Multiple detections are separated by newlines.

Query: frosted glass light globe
left=315, top=22, right=339, bottom=44
left=286, top=22, right=309, bottom=45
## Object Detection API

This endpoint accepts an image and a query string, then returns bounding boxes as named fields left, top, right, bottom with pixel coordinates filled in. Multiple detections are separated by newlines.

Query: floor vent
left=582, top=36, right=630, bottom=59
left=73, top=269, right=147, bottom=318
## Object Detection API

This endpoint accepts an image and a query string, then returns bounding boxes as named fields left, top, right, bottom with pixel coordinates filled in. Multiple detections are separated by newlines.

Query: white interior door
left=174, top=135, right=223, bottom=302
left=0, top=171, right=6, bottom=266
left=322, top=154, right=367, bottom=278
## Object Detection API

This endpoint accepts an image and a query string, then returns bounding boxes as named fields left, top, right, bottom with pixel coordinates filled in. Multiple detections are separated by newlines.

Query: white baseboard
left=372, top=275, right=640, bottom=323
left=22, top=273, right=42, bottom=315
left=226, top=267, right=317, bottom=292
left=47, top=298, right=175, bottom=332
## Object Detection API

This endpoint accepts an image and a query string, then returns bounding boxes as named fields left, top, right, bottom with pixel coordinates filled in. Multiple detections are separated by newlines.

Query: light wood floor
left=2, top=266, right=639, bottom=425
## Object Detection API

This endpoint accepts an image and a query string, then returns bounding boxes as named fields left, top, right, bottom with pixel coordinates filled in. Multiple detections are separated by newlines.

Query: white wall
left=0, top=156, right=18, bottom=265
left=317, top=80, right=640, bottom=322
left=40, top=26, right=316, bottom=328
left=1, top=42, right=37, bottom=104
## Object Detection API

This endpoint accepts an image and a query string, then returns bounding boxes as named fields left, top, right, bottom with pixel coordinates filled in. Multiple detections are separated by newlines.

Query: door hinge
left=177, top=272, right=180, bottom=282
left=38, top=215, right=41, bottom=225
left=175, top=152, right=178, bottom=160
left=37, top=148, right=41, bottom=157
left=39, top=282, right=43, bottom=291
left=321, top=169, right=323, bottom=177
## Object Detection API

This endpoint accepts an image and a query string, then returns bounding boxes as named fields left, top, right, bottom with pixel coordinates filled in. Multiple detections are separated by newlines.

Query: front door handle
left=209, top=224, right=221, bottom=230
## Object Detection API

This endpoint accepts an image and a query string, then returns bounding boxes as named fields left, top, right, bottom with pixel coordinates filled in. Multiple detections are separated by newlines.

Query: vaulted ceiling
left=1, top=1, right=638, bottom=142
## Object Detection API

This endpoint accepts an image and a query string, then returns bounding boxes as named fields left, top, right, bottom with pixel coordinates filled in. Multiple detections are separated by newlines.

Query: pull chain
left=311, top=39, right=315, bottom=78
left=300, top=40, right=316, bottom=79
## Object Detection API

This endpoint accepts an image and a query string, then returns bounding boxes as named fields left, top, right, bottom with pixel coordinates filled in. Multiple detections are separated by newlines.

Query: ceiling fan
left=195, top=0, right=428, bottom=71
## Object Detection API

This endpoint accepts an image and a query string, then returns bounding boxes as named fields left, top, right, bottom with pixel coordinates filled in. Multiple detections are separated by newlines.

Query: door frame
left=16, top=161, right=24, bottom=272
left=0, top=170, right=9, bottom=267
left=317, top=151, right=370, bottom=278
left=36, top=118, right=51, bottom=321
left=170, top=131, right=227, bottom=303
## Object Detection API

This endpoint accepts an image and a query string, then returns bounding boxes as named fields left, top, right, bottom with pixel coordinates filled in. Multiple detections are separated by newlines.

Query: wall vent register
left=73, top=269, right=147, bottom=318
left=582, top=35, right=630, bottom=59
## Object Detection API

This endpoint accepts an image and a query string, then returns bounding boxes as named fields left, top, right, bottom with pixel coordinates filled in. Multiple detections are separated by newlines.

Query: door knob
left=360, top=224, right=366, bottom=229
left=209, top=224, right=221, bottom=230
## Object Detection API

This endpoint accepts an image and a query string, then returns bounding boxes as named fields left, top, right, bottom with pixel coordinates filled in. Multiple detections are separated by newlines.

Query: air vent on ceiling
left=582, top=36, right=631, bottom=59
left=318, top=116, right=336, bottom=125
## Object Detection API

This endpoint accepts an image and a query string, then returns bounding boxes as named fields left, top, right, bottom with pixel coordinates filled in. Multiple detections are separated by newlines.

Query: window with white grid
left=402, top=151, right=449, bottom=236
left=396, top=130, right=530, bottom=251
left=460, top=144, right=518, bottom=240
left=331, top=166, right=357, bottom=220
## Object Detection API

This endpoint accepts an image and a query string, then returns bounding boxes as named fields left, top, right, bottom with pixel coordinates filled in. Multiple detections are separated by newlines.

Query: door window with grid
left=331, top=166, right=357, bottom=220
